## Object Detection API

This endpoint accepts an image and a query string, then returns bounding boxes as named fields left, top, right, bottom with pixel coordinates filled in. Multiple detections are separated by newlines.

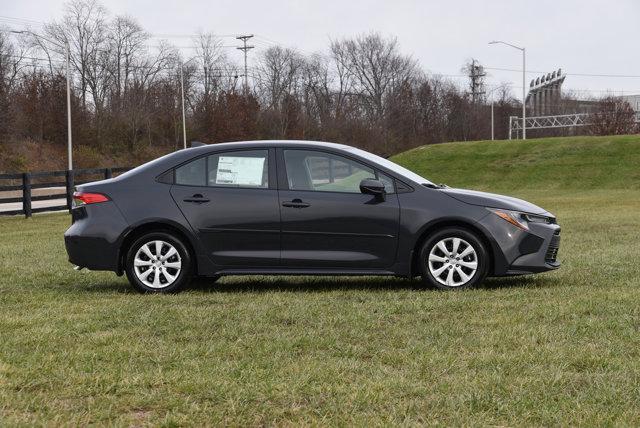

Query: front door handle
left=282, top=199, right=310, bottom=208
left=183, top=194, right=210, bottom=204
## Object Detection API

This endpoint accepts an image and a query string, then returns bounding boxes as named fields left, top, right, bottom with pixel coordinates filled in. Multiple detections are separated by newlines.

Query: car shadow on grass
left=66, top=272, right=558, bottom=294
left=183, top=273, right=557, bottom=293
left=481, top=274, right=556, bottom=290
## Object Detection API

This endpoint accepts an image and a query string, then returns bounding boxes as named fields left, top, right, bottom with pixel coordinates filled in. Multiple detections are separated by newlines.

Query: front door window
left=283, top=150, right=394, bottom=193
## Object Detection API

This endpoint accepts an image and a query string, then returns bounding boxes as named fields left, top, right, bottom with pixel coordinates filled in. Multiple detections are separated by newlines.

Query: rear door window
left=207, top=150, right=268, bottom=188
left=174, top=150, right=269, bottom=188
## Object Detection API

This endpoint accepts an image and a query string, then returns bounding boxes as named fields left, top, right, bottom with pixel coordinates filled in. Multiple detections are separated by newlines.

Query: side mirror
left=360, top=179, right=386, bottom=200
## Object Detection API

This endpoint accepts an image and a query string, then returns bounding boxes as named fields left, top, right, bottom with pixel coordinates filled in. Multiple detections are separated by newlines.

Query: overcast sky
left=3, top=0, right=640, bottom=98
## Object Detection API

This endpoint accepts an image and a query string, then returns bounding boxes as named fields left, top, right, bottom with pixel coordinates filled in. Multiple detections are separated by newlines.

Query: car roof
left=181, top=140, right=352, bottom=155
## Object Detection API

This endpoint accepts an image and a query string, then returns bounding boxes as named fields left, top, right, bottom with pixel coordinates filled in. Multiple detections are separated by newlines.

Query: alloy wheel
left=133, top=240, right=182, bottom=288
left=427, top=237, right=478, bottom=287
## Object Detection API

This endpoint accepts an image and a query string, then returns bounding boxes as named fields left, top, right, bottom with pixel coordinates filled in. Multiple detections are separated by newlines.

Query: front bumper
left=507, top=228, right=561, bottom=274
left=478, top=212, right=561, bottom=276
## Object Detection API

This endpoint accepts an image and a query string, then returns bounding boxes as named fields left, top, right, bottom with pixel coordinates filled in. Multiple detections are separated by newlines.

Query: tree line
left=0, top=0, right=634, bottom=168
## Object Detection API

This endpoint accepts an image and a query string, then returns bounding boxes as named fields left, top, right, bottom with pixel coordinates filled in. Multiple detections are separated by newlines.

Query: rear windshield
left=115, top=151, right=180, bottom=180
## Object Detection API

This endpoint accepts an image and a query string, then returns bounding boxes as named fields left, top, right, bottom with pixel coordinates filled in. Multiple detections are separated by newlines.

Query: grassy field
left=392, top=134, right=640, bottom=191
left=1, top=136, right=640, bottom=426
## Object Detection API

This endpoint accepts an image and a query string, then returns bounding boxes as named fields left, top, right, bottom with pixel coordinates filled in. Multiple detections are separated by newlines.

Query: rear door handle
left=282, top=199, right=310, bottom=208
left=183, top=194, right=210, bottom=204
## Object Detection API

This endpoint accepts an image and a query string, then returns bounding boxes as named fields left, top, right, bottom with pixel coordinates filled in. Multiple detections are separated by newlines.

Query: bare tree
left=256, top=45, right=304, bottom=109
left=46, top=0, right=108, bottom=108
left=107, top=15, right=147, bottom=102
left=255, top=45, right=305, bottom=138
left=332, top=33, right=417, bottom=121
left=0, top=31, right=30, bottom=90
left=194, top=32, right=226, bottom=99
left=301, top=53, right=332, bottom=128
left=328, top=40, right=354, bottom=120
left=589, top=96, right=638, bottom=136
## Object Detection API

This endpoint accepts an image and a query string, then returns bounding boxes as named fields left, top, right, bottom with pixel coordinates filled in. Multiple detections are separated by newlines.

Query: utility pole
left=236, top=34, right=254, bottom=94
left=467, top=59, right=486, bottom=104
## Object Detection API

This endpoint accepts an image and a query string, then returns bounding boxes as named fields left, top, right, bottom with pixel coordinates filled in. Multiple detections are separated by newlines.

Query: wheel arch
left=410, top=218, right=504, bottom=277
left=117, top=219, right=198, bottom=276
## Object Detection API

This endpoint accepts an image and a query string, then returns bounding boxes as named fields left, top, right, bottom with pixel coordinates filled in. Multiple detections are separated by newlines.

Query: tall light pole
left=180, top=57, right=198, bottom=150
left=13, top=30, right=73, bottom=168
left=489, top=40, right=526, bottom=140
left=491, top=101, right=495, bottom=141
left=486, top=85, right=503, bottom=141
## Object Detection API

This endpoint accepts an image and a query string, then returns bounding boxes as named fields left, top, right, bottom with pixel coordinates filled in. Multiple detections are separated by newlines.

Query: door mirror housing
left=360, top=179, right=386, bottom=200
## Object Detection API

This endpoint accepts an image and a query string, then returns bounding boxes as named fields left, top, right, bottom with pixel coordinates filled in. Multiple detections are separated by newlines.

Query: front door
left=170, top=148, right=280, bottom=267
left=278, top=148, right=400, bottom=269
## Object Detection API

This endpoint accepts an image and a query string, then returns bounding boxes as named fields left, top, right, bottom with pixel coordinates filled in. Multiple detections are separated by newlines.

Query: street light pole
left=521, top=47, right=526, bottom=140
left=491, top=101, right=495, bottom=141
left=489, top=40, right=527, bottom=140
left=180, top=63, right=187, bottom=150
left=486, top=85, right=503, bottom=141
left=13, top=30, right=74, bottom=169
left=179, top=57, right=198, bottom=150
left=65, top=41, right=72, bottom=169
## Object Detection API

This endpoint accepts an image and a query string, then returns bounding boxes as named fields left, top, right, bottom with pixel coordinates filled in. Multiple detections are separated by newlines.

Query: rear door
left=277, top=148, right=400, bottom=269
left=170, top=148, right=280, bottom=267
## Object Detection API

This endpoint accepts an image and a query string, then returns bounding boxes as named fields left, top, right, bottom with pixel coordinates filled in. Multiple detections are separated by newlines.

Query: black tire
left=419, top=227, right=489, bottom=290
left=125, top=231, right=193, bottom=293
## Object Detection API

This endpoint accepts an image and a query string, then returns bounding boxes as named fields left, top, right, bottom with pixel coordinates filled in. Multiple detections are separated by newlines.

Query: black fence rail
left=0, top=167, right=130, bottom=218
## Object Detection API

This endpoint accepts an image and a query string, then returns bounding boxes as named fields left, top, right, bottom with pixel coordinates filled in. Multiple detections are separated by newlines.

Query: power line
left=0, top=15, right=45, bottom=26
left=149, top=32, right=241, bottom=38
left=485, top=66, right=640, bottom=79
left=147, top=44, right=243, bottom=49
left=6, top=54, right=65, bottom=63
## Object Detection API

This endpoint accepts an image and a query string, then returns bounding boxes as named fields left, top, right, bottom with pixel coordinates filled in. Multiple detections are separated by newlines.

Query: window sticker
left=215, top=156, right=265, bottom=186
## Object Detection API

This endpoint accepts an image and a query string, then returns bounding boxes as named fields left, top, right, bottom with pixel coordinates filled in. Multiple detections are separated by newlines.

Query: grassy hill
left=392, top=134, right=640, bottom=191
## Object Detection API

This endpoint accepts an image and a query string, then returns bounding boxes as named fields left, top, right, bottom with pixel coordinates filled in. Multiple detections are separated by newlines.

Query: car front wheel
left=419, top=227, right=489, bottom=290
left=125, top=231, right=193, bottom=293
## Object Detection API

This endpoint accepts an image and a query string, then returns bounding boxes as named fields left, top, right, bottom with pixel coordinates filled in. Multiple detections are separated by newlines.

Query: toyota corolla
left=64, top=140, right=560, bottom=292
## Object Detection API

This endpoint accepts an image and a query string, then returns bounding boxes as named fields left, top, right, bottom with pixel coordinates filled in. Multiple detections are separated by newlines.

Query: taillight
left=73, top=192, right=110, bottom=206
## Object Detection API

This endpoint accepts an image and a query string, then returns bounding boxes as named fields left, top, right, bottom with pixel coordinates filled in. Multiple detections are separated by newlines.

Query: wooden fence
left=0, top=167, right=130, bottom=218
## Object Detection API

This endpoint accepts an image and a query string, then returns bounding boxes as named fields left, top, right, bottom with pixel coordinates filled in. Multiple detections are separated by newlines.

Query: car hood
left=440, top=188, right=549, bottom=215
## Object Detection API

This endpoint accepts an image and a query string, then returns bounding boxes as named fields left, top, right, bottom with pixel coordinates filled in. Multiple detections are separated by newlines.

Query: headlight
left=488, top=209, right=552, bottom=231
left=522, top=213, right=553, bottom=224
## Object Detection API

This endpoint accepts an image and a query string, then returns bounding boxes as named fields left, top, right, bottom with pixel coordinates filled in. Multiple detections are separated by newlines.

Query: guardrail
left=0, top=167, right=130, bottom=218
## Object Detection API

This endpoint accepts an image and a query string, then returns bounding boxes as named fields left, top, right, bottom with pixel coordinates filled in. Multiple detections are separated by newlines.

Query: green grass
left=1, top=135, right=640, bottom=425
left=391, top=134, right=640, bottom=191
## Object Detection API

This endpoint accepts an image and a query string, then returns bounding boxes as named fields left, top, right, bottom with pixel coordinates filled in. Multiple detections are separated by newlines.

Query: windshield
left=346, top=147, right=434, bottom=185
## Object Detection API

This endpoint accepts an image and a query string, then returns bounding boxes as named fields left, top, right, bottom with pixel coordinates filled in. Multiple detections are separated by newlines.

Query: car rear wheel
left=419, top=227, right=489, bottom=290
left=125, top=231, right=193, bottom=293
